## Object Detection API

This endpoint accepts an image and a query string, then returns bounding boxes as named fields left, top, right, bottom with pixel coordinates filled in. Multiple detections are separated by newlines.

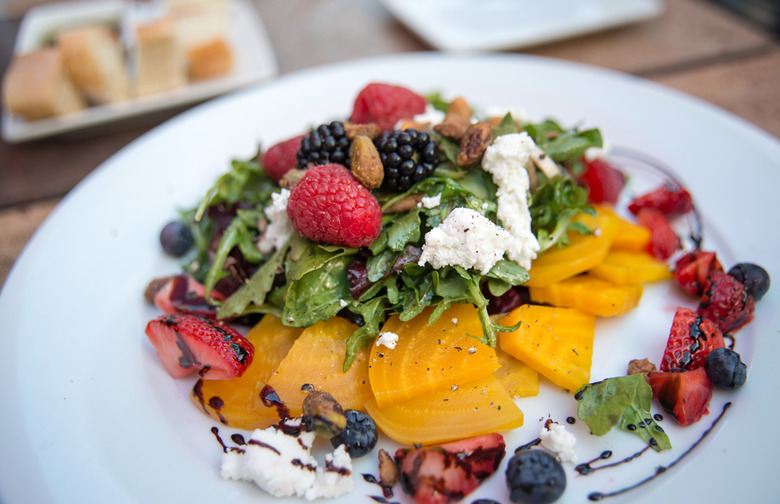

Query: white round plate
left=0, top=53, right=778, bottom=504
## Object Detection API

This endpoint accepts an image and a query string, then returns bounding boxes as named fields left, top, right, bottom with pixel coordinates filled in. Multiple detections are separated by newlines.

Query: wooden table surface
left=1, top=0, right=779, bottom=288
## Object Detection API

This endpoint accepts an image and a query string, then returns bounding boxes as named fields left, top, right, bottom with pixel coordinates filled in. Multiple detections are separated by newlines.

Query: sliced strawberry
left=144, top=273, right=224, bottom=318
left=577, top=157, right=626, bottom=204
left=145, top=313, right=253, bottom=380
left=636, top=207, right=680, bottom=260
left=673, top=250, right=724, bottom=296
left=660, top=307, right=725, bottom=371
left=350, top=82, right=427, bottom=131
left=261, top=134, right=305, bottom=181
left=395, top=433, right=505, bottom=504
left=648, top=367, right=713, bottom=426
left=698, top=270, right=756, bottom=334
left=628, top=183, right=693, bottom=218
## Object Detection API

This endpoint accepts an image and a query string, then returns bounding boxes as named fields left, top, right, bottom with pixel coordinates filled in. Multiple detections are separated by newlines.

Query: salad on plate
left=142, top=82, right=769, bottom=503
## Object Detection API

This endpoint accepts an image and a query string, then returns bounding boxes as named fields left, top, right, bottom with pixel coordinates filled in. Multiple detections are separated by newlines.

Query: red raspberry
left=697, top=270, right=755, bottom=334
left=261, top=134, right=304, bottom=181
left=350, top=82, right=427, bottom=131
left=287, top=164, right=382, bottom=247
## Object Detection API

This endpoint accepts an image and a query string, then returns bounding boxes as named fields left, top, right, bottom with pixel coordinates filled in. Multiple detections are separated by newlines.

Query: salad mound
left=144, top=82, right=768, bottom=503
left=177, top=84, right=600, bottom=371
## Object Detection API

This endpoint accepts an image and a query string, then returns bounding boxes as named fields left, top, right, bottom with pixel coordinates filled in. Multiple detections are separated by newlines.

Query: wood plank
left=0, top=198, right=58, bottom=287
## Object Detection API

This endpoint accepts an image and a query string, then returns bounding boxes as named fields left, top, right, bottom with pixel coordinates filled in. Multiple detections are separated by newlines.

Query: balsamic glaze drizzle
left=587, top=402, right=732, bottom=501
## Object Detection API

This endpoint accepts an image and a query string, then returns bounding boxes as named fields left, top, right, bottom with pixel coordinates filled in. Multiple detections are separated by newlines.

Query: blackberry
left=296, top=121, right=351, bottom=169
left=374, top=128, right=438, bottom=192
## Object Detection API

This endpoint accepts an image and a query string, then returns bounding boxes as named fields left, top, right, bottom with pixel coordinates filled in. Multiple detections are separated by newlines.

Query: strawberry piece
left=660, top=307, right=725, bottom=371
left=350, top=82, right=427, bottom=131
left=145, top=273, right=224, bottom=318
left=577, top=158, right=625, bottom=204
left=261, top=134, right=305, bottom=181
left=673, top=250, right=724, bottom=296
left=286, top=163, right=382, bottom=247
left=145, top=313, right=253, bottom=379
left=628, top=183, right=694, bottom=218
left=636, top=207, right=679, bottom=260
left=648, top=367, right=713, bottom=426
left=395, top=433, right=506, bottom=504
left=698, top=270, right=755, bottom=334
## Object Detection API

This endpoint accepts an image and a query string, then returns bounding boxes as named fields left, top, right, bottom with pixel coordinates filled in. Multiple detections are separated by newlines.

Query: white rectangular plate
left=379, top=0, right=664, bottom=52
left=2, top=0, right=277, bottom=143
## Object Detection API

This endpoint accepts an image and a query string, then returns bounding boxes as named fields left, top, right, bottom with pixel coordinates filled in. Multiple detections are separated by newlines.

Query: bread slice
left=134, top=18, right=187, bottom=96
left=2, top=47, right=86, bottom=120
left=58, top=24, right=130, bottom=105
left=187, top=37, right=233, bottom=80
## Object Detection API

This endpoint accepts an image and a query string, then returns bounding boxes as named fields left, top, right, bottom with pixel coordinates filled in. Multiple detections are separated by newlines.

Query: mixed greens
left=179, top=106, right=603, bottom=371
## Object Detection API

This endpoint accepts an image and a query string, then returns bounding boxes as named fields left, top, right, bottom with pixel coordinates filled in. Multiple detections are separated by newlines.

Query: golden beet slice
left=499, top=304, right=595, bottom=392
left=525, top=209, right=620, bottom=287
left=365, top=374, right=523, bottom=445
left=529, top=274, right=643, bottom=317
left=368, top=304, right=500, bottom=409
left=258, top=316, right=373, bottom=418
left=589, top=250, right=672, bottom=285
left=190, top=315, right=302, bottom=430
left=494, top=346, right=539, bottom=398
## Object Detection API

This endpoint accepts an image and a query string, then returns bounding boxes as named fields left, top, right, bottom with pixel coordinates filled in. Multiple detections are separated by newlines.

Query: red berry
left=286, top=163, right=382, bottom=247
left=673, top=250, right=724, bottom=296
left=350, top=82, right=427, bottom=131
left=577, top=158, right=625, bottom=204
left=636, top=207, right=679, bottom=260
left=628, top=183, right=694, bottom=218
left=648, top=367, right=713, bottom=426
left=147, top=273, right=224, bottom=318
left=145, top=313, right=254, bottom=380
left=395, top=433, right=505, bottom=504
left=660, top=307, right=725, bottom=371
left=698, top=270, right=755, bottom=334
left=261, top=134, right=305, bottom=181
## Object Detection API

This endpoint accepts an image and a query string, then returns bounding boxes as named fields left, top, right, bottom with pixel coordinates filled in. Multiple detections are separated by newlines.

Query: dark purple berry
left=728, top=263, right=770, bottom=301
left=374, top=128, right=438, bottom=192
left=330, top=409, right=378, bottom=458
left=160, top=220, right=193, bottom=257
left=297, top=121, right=351, bottom=169
left=705, top=347, right=747, bottom=389
left=506, top=449, right=565, bottom=504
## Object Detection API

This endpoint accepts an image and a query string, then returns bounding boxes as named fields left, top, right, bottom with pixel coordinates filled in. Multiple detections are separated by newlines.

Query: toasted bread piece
left=187, top=37, right=233, bottom=80
left=58, top=24, right=130, bottom=104
left=2, top=48, right=86, bottom=120
left=134, top=18, right=187, bottom=96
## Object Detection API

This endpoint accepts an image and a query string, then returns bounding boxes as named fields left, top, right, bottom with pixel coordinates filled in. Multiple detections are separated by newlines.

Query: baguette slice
left=2, top=48, right=86, bottom=120
left=58, top=24, right=130, bottom=104
left=135, top=18, right=187, bottom=96
left=187, top=37, right=233, bottom=80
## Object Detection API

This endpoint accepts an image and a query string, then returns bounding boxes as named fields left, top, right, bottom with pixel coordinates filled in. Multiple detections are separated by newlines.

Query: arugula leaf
left=523, top=119, right=603, bottom=165
left=195, top=158, right=276, bottom=221
left=491, top=113, right=520, bottom=138
left=530, top=174, right=594, bottom=252
left=576, top=374, right=672, bottom=451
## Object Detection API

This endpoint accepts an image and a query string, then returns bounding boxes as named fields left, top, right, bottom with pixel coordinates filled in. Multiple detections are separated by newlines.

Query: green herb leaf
left=576, top=374, right=672, bottom=451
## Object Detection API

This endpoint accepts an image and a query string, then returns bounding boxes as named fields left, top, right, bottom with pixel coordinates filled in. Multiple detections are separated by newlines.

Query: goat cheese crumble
left=418, top=207, right=513, bottom=274
left=480, top=132, right=542, bottom=270
left=257, top=188, right=293, bottom=255
left=376, top=331, right=399, bottom=349
left=221, top=420, right=354, bottom=500
left=540, top=421, right=578, bottom=464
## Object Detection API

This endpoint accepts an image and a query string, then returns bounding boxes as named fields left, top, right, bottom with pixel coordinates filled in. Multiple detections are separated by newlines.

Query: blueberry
left=330, top=409, right=378, bottom=458
left=705, top=347, right=747, bottom=389
left=506, top=449, right=566, bottom=504
left=160, top=220, right=193, bottom=257
left=728, top=263, right=770, bottom=301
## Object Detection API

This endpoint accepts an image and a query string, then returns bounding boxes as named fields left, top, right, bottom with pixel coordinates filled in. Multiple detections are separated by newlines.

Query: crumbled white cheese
left=481, top=133, right=541, bottom=270
left=410, top=103, right=446, bottom=127
left=221, top=422, right=354, bottom=500
left=584, top=139, right=611, bottom=161
left=376, top=331, right=399, bottom=350
left=257, top=189, right=293, bottom=255
left=418, top=193, right=442, bottom=209
left=418, top=207, right=513, bottom=274
left=540, top=421, right=577, bottom=464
